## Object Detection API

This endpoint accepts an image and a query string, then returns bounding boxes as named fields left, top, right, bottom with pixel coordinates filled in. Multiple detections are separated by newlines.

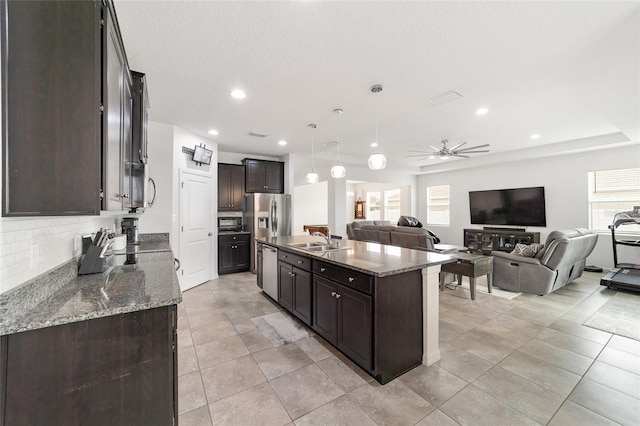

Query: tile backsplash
left=0, top=214, right=121, bottom=294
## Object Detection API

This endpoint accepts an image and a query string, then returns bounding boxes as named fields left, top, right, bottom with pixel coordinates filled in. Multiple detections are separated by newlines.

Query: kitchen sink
left=287, top=242, right=349, bottom=252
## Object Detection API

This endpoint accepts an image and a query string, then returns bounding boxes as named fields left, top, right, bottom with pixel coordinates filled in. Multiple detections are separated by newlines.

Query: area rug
left=443, top=275, right=521, bottom=300
left=251, top=311, right=309, bottom=346
left=584, top=293, right=640, bottom=340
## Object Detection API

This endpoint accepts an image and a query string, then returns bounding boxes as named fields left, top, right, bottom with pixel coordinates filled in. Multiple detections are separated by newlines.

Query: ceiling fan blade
left=428, top=145, right=442, bottom=152
left=455, top=144, right=490, bottom=152
left=452, top=154, right=469, bottom=158
left=407, top=150, right=436, bottom=154
left=449, top=141, right=467, bottom=151
left=405, top=154, right=434, bottom=158
left=453, top=150, right=490, bottom=154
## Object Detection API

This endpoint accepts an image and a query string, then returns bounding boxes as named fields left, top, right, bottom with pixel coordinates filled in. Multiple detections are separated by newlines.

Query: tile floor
left=176, top=271, right=640, bottom=425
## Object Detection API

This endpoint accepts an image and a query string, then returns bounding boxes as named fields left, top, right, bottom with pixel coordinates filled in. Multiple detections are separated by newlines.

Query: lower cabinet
left=0, top=305, right=177, bottom=425
left=278, top=251, right=312, bottom=326
left=313, top=275, right=372, bottom=371
left=218, top=233, right=250, bottom=275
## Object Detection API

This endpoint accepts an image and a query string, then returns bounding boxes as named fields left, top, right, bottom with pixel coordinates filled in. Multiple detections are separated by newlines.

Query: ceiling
left=114, top=1, right=639, bottom=174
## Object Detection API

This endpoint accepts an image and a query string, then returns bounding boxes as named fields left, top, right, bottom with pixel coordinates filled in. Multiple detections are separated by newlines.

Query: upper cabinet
left=1, top=1, right=102, bottom=216
left=1, top=0, right=144, bottom=216
left=218, top=164, right=245, bottom=211
left=243, top=159, right=284, bottom=194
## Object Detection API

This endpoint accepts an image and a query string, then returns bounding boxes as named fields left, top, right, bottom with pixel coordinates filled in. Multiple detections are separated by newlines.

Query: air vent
left=249, top=131, right=269, bottom=138
left=429, top=90, right=463, bottom=107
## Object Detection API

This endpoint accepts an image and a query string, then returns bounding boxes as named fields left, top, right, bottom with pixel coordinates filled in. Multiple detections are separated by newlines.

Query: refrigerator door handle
left=271, top=199, right=278, bottom=235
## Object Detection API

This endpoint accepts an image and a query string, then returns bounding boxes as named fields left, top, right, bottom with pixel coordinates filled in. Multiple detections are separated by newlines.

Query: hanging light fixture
left=368, top=84, right=387, bottom=170
left=331, top=108, right=346, bottom=179
left=306, top=124, right=319, bottom=184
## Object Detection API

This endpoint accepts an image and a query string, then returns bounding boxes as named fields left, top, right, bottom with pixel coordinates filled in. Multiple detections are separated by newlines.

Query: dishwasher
left=262, top=245, right=278, bottom=301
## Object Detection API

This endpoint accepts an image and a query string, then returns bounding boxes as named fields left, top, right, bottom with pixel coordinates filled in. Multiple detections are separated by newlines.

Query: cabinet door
left=292, top=267, right=312, bottom=326
left=230, top=165, right=246, bottom=209
left=245, top=160, right=265, bottom=193
left=217, top=165, right=232, bottom=210
left=337, top=284, right=373, bottom=370
left=1, top=1, right=101, bottom=216
left=312, top=276, right=338, bottom=345
left=264, top=161, right=283, bottom=193
left=235, top=241, right=250, bottom=269
left=278, top=262, right=294, bottom=312
left=218, top=241, right=235, bottom=274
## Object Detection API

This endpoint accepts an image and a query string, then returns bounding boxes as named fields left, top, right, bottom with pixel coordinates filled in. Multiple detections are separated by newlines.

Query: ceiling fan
left=406, top=140, right=490, bottom=161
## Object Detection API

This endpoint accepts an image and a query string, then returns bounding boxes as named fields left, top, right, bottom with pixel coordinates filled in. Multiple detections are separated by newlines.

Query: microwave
left=219, top=216, right=243, bottom=231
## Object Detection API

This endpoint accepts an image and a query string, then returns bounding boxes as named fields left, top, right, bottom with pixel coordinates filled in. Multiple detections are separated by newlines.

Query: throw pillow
left=511, top=243, right=545, bottom=257
left=397, top=216, right=423, bottom=228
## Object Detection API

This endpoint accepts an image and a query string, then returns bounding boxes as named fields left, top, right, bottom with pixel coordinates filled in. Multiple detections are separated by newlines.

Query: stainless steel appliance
left=218, top=216, right=243, bottom=232
left=121, top=217, right=139, bottom=245
left=262, top=244, right=278, bottom=300
left=245, top=193, right=291, bottom=272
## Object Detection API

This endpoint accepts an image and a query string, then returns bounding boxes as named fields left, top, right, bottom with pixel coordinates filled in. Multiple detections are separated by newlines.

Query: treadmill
left=600, top=210, right=640, bottom=292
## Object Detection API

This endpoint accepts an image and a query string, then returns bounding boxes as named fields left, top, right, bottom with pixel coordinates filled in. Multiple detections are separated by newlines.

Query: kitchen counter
left=218, top=230, right=251, bottom=235
left=257, top=235, right=454, bottom=277
left=0, top=234, right=181, bottom=336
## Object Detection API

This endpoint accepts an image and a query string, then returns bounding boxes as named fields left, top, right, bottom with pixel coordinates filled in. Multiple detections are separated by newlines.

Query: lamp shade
left=306, top=171, right=319, bottom=184
left=330, top=165, right=346, bottom=179
left=368, top=153, right=387, bottom=170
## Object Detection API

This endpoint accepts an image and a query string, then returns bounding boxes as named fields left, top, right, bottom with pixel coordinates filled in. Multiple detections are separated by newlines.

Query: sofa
left=346, top=221, right=437, bottom=251
left=492, top=228, right=598, bottom=295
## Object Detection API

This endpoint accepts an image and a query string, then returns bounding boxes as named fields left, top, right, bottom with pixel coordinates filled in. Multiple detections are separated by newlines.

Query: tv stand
left=464, top=228, right=540, bottom=255
left=482, top=226, right=526, bottom=232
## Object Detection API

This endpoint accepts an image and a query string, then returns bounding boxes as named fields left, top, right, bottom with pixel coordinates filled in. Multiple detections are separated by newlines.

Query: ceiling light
left=331, top=109, right=346, bottom=179
left=278, top=140, right=287, bottom=146
left=370, top=142, right=378, bottom=148
left=368, top=84, right=387, bottom=170
left=207, top=129, right=219, bottom=136
left=475, top=107, right=489, bottom=115
left=231, top=89, right=246, bottom=99
left=530, top=134, right=541, bottom=139
left=306, top=124, right=319, bottom=184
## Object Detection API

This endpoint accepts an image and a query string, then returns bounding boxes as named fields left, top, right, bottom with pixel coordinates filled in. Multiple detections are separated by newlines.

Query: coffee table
left=439, top=253, right=493, bottom=300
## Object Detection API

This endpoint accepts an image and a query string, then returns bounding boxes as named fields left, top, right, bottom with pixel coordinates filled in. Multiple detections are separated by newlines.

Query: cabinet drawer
left=218, top=233, right=250, bottom=244
left=313, top=261, right=373, bottom=295
left=278, top=250, right=312, bottom=272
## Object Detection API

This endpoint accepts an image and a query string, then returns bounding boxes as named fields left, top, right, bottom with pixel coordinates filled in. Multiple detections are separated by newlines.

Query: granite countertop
left=218, top=231, right=251, bottom=235
left=0, top=234, right=181, bottom=336
left=257, top=235, right=454, bottom=277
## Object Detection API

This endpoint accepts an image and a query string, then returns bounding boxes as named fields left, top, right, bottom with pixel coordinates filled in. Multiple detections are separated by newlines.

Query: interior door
left=179, top=170, right=212, bottom=291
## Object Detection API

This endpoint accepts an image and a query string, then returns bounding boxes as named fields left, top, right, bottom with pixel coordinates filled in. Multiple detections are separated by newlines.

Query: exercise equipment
left=600, top=210, right=640, bottom=292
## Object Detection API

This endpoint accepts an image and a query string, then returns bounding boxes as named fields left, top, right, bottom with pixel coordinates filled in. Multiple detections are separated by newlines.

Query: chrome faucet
left=312, top=231, right=332, bottom=244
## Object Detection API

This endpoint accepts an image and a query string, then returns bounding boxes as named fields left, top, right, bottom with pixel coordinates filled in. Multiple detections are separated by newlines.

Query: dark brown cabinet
left=278, top=250, right=312, bottom=326
left=218, top=164, right=245, bottom=211
left=1, top=0, right=102, bottom=216
left=0, top=305, right=178, bottom=425
left=464, top=228, right=540, bottom=255
left=218, top=233, right=250, bottom=274
left=243, top=158, right=284, bottom=193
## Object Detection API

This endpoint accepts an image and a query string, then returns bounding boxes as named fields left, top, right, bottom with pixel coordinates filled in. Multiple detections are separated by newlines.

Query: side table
left=439, top=253, right=493, bottom=300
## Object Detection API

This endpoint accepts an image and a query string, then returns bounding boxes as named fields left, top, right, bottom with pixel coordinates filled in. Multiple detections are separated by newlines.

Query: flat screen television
left=469, top=186, right=547, bottom=227
left=192, top=146, right=212, bottom=165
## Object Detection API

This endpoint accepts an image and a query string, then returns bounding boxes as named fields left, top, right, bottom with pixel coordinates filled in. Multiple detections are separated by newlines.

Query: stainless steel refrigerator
left=245, top=193, right=292, bottom=272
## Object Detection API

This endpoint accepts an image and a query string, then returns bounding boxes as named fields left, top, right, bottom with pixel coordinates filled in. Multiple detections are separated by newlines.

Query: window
left=588, top=168, right=640, bottom=232
left=366, top=191, right=381, bottom=220
left=384, top=189, right=401, bottom=224
left=426, top=185, right=450, bottom=226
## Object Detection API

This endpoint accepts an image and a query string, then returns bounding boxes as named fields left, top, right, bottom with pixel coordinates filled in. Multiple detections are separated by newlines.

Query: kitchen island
left=256, top=235, right=454, bottom=384
left=0, top=235, right=181, bottom=426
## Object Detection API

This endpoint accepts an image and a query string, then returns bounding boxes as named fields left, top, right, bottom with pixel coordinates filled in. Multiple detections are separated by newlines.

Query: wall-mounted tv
left=469, top=186, right=547, bottom=227
left=192, top=145, right=212, bottom=165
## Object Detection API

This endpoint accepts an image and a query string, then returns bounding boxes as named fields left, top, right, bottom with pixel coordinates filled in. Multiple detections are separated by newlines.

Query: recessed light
left=370, top=142, right=378, bottom=148
left=278, top=140, right=287, bottom=146
left=530, top=134, right=541, bottom=139
left=231, top=89, right=246, bottom=99
left=475, top=107, right=489, bottom=115
left=208, top=129, right=219, bottom=136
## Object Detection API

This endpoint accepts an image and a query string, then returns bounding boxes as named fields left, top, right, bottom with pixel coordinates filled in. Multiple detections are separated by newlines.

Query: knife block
left=78, top=245, right=112, bottom=275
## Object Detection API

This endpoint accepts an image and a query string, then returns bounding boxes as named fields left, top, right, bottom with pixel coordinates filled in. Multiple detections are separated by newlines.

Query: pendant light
left=368, top=84, right=387, bottom=170
left=331, top=108, right=346, bottom=179
left=306, top=123, right=319, bottom=184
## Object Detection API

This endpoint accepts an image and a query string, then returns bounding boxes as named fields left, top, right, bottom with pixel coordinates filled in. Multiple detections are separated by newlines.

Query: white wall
left=293, top=181, right=328, bottom=235
left=417, top=144, right=640, bottom=269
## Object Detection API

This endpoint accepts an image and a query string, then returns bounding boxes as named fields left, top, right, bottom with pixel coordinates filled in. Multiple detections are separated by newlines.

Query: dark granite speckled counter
left=257, top=235, right=454, bottom=277
left=0, top=234, right=181, bottom=336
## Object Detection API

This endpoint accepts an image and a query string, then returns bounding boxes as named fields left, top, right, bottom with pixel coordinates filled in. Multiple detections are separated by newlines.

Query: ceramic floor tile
left=448, top=328, right=520, bottom=364
left=178, top=405, right=213, bottom=426
left=200, top=355, right=266, bottom=403
left=439, top=385, right=539, bottom=426
left=498, top=351, right=582, bottom=397
left=519, top=339, right=594, bottom=375
left=534, top=328, right=604, bottom=358
left=270, top=364, right=345, bottom=420
left=439, top=318, right=473, bottom=343
left=438, top=344, right=495, bottom=382
left=484, top=313, right=544, bottom=337
left=252, top=342, right=314, bottom=380
left=414, top=409, right=460, bottom=426
left=548, top=318, right=612, bottom=344
left=178, top=371, right=207, bottom=415
left=503, top=306, right=561, bottom=327
left=315, top=356, right=368, bottom=392
left=608, top=334, right=640, bottom=355
left=178, top=345, right=200, bottom=377
left=584, top=360, right=640, bottom=399
left=597, top=346, right=640, bottom=375
left=399, top=364, right=468, bottom=407
left=549, top=400, right=619, bottom=426
left=473, top=366, right=565, bottom=424
left=177, top=328, right=194, bottom=348
left=569, top=378, right=640, bottom=426
left=239, top=329, right=276, bottom=353
left=208, top=382, right=291, bottom=425
left=190, top=318, right=238, bottom=346
left=294, top=395, right=376, bottom=426
left=295, top=336, right=336, bottom=362
left=347, top=379, right=435, bottom=425
left=195, top=334, right=249, bottom=370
